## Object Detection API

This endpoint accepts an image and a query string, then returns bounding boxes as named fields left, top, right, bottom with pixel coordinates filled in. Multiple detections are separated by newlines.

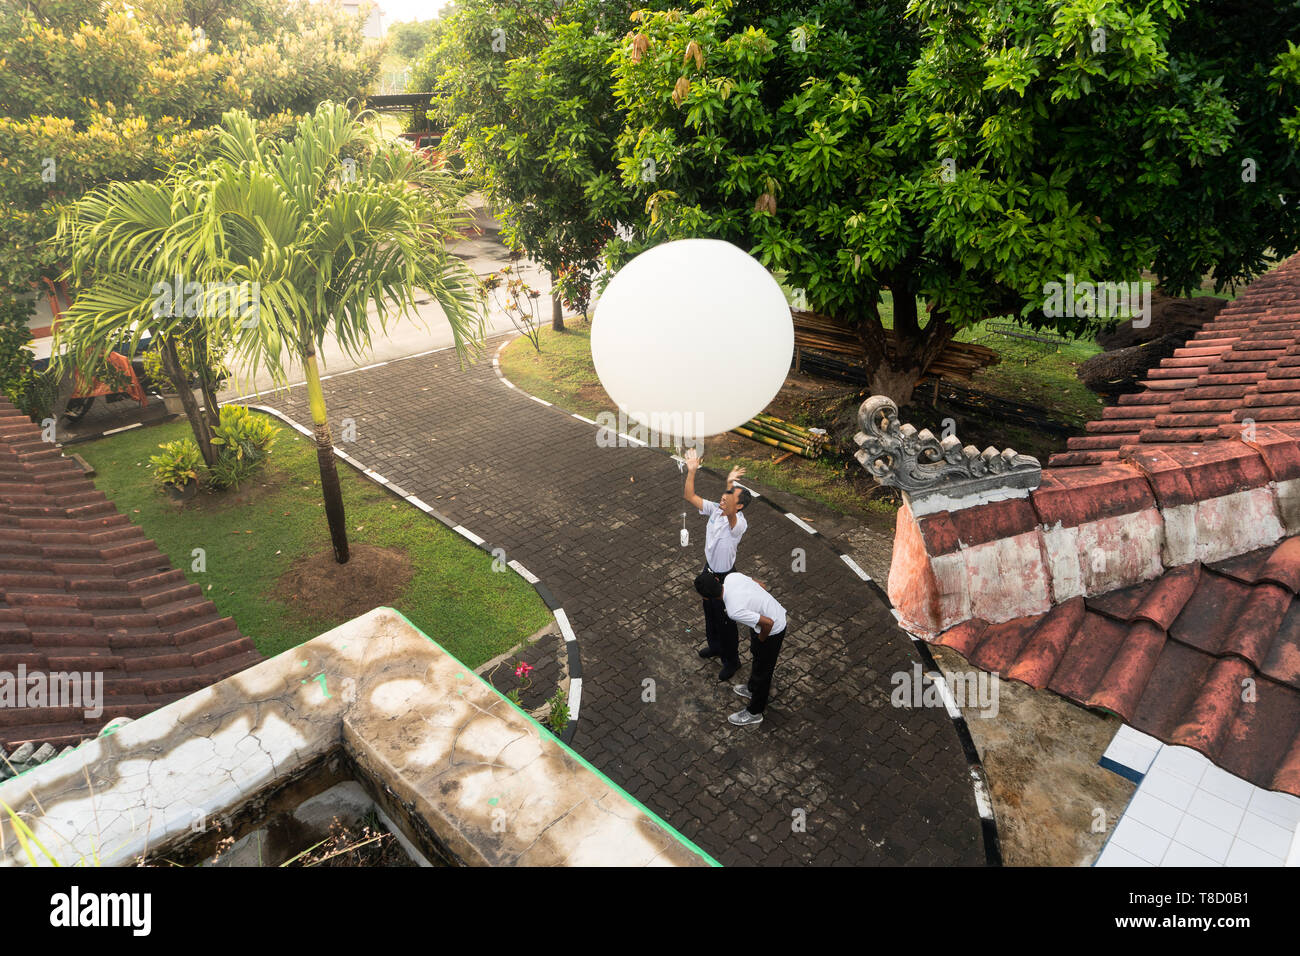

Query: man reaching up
left=683, top=448, right=751, bottom=681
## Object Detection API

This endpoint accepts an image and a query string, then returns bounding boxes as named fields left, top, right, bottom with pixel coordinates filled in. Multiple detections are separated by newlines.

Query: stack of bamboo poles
left=791, top=310, right=999, bottom=382
left=731, top=413, right=827, bottom=458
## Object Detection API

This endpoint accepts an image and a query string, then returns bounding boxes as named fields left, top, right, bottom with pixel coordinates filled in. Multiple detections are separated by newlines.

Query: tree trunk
left=303, top=346, right=349, bottom=564
left=855, top=287, right=957, bottom=407
left=551, top=265, right=566, bottom=332
left=192, top=326, right=221, bottom=435
left=198, top=374, right=221, bottom=435
left=161, top=336, right=217, bottom=467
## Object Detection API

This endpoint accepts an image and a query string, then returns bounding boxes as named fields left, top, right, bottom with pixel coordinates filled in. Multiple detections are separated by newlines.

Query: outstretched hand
left=727, top=465, right=746, bottom=484
left=684, top=447, right=701, bottom=472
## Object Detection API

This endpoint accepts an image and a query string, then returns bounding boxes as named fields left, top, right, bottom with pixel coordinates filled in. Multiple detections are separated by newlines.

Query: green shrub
left=0, top=295, right=55, bottom=422
left=140, top=348, right=167, bottom=388
left=146, top=408, right=278, bottom=494
left=207, top=405, right=278, bottom=489
left=8, top=362, right=59, bottom=423
left=149, top=439, right=205, bottom=490
left=546, top=687, right=570, bottom=736
left=140, top=337, right=229, bottom=391
left=0, top=295, right=34, bottom=405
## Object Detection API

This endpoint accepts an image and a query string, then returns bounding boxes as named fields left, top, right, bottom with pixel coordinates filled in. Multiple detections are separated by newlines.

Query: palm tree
left=56, top=103, right=486, bottom=563
left=54, top=169, right=228, bottom=467
left=204, top=104, right=485, bottom=563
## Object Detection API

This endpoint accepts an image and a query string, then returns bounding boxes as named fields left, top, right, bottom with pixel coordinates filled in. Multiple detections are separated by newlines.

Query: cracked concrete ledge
left=0, top=607, right=713, bottom=867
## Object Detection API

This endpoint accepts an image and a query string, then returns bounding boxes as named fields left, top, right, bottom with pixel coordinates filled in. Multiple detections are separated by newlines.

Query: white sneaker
left=728, top=708, right=763, bottom=726
left=733, top=684, right=752, bottom=700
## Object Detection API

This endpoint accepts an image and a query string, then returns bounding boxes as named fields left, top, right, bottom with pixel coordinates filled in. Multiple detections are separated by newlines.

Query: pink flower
left=515, top=662, right=534, bottom=678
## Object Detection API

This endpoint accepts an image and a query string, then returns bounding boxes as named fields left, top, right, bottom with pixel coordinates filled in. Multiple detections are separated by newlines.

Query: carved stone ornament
left=853, top=395, right=1041, bottom=504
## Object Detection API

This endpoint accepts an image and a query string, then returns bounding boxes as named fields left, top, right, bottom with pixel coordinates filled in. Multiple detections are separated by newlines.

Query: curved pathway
left=256, top=335, right=987, bottom=865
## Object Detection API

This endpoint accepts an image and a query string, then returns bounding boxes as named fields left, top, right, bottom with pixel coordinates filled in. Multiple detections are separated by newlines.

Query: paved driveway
left=255, top=338, right=987, bottom=866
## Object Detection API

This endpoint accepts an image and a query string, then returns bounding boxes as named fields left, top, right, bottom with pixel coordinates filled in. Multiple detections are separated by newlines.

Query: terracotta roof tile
left=1123, top=441, right=1270, bottom=507
left=0, top=397, right=261, bottom=750
left=934, top=535, right=1300, bottom=796
left=917, top=496, right=1039, bottom=555
left=1048, top=256, right=1300, bottom=466
left=895, top=257, right=1300, bottom=794
left=1030, top=463, right=1153, bottom=528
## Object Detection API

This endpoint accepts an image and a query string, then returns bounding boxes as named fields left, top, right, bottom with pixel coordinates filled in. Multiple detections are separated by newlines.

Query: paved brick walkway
left=258, top=338, right=985, bottom=865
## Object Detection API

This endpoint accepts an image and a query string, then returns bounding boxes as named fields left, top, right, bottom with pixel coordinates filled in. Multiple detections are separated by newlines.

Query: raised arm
left=683, top=448, right=705, bottom=510
left=722, top=465, right=747, bottom=528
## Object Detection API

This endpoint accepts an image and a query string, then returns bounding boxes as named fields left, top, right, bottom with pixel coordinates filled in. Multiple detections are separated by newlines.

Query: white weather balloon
left=591, top=239, right=794, bottom=439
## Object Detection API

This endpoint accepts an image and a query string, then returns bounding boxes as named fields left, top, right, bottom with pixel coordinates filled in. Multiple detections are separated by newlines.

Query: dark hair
left=734, top=487, right=753, bottom=510
left=694, top=569, right=723, bottom=600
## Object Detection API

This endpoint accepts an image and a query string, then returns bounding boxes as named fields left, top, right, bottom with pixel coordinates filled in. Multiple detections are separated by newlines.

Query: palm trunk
left=192, top=327, right=221, bottom=435
left=304, top=347, right=349, bottom=564
left=161, top=336, right=217, bottom=467
left=551, top=288, right=564, bottom=333
left=198, top=375, right=221, bottom=434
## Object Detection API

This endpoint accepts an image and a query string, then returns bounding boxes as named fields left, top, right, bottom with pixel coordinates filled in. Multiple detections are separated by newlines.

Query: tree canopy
left=54, top=102, right=484, bottom=561
left=387, top=18, right=440, bottom=62
left=0, top=0, right=383, bottom=399
left=607, top=0, right=1300, bottom=402
left=412, top=0, right=650, bottom=325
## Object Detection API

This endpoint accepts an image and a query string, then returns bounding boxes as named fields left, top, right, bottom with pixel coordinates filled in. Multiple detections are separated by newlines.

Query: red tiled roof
left=0, top=398, right=261, bottom=749
left=888, top=254, right=1300, bottom=798
left=936, top=538, right=1300, bottom=796
left=1052, top=255, right=1300, bottom=467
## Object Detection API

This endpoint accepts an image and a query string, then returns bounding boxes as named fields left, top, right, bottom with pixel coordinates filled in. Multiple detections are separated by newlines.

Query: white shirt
left=723, top=572, right=787, bottom=636
left=699, top=499, right=746, bottom=573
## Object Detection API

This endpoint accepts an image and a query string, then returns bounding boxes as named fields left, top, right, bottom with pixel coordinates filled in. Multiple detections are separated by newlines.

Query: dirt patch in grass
left=575, top=380, right=614, bottom=410
left=272, top=542, right=415, bottom=625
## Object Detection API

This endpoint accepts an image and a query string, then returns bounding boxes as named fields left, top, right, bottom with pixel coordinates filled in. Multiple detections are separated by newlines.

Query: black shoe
left=717, top=662, right=739, bottom=682
left=698, top=646, right=719, bottom=659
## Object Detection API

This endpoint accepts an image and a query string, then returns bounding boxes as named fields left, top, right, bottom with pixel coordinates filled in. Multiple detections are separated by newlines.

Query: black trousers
left=701, top=567, right=739, bottom=667
left=746, top=627, right=787, bottom=714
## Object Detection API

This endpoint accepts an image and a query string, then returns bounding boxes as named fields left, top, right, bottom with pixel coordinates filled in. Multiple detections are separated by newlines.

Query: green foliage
left=607, top=0, right=1300, bottom=401
left=149, top=438, right=206, bottom=490
left=545, top=687, right=571, bottom=736
left=5, top=362, right=59, bottom=424
left=140, top=349, right=169, bottom=390
left=0, top=294, right=37, bottom=414
left=55, top=101, right=483, bottom=385
left=1269, top=39, right=1300, bottom=147
left=0, top=0, right=381, bottom=304
left=387, top=19, right=440, bottom=62
left=416, top=0, right=645, bottom=305
left=206, top=102, right=486, bottom=385
left=140, top=333, right=229, bottom=391
left=148, top=406, right=277, bottom=491
left=207, top=404, right=279, bottom=489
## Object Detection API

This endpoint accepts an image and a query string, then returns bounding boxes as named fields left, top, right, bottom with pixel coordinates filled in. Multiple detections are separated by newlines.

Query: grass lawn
left=497, top=322, right=610, bottom=418
left=956, top=321, right=1104, bottom=427
left=77, top=414, right=552, bottom=664
left=861, top=290, right=1105, bottom=427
